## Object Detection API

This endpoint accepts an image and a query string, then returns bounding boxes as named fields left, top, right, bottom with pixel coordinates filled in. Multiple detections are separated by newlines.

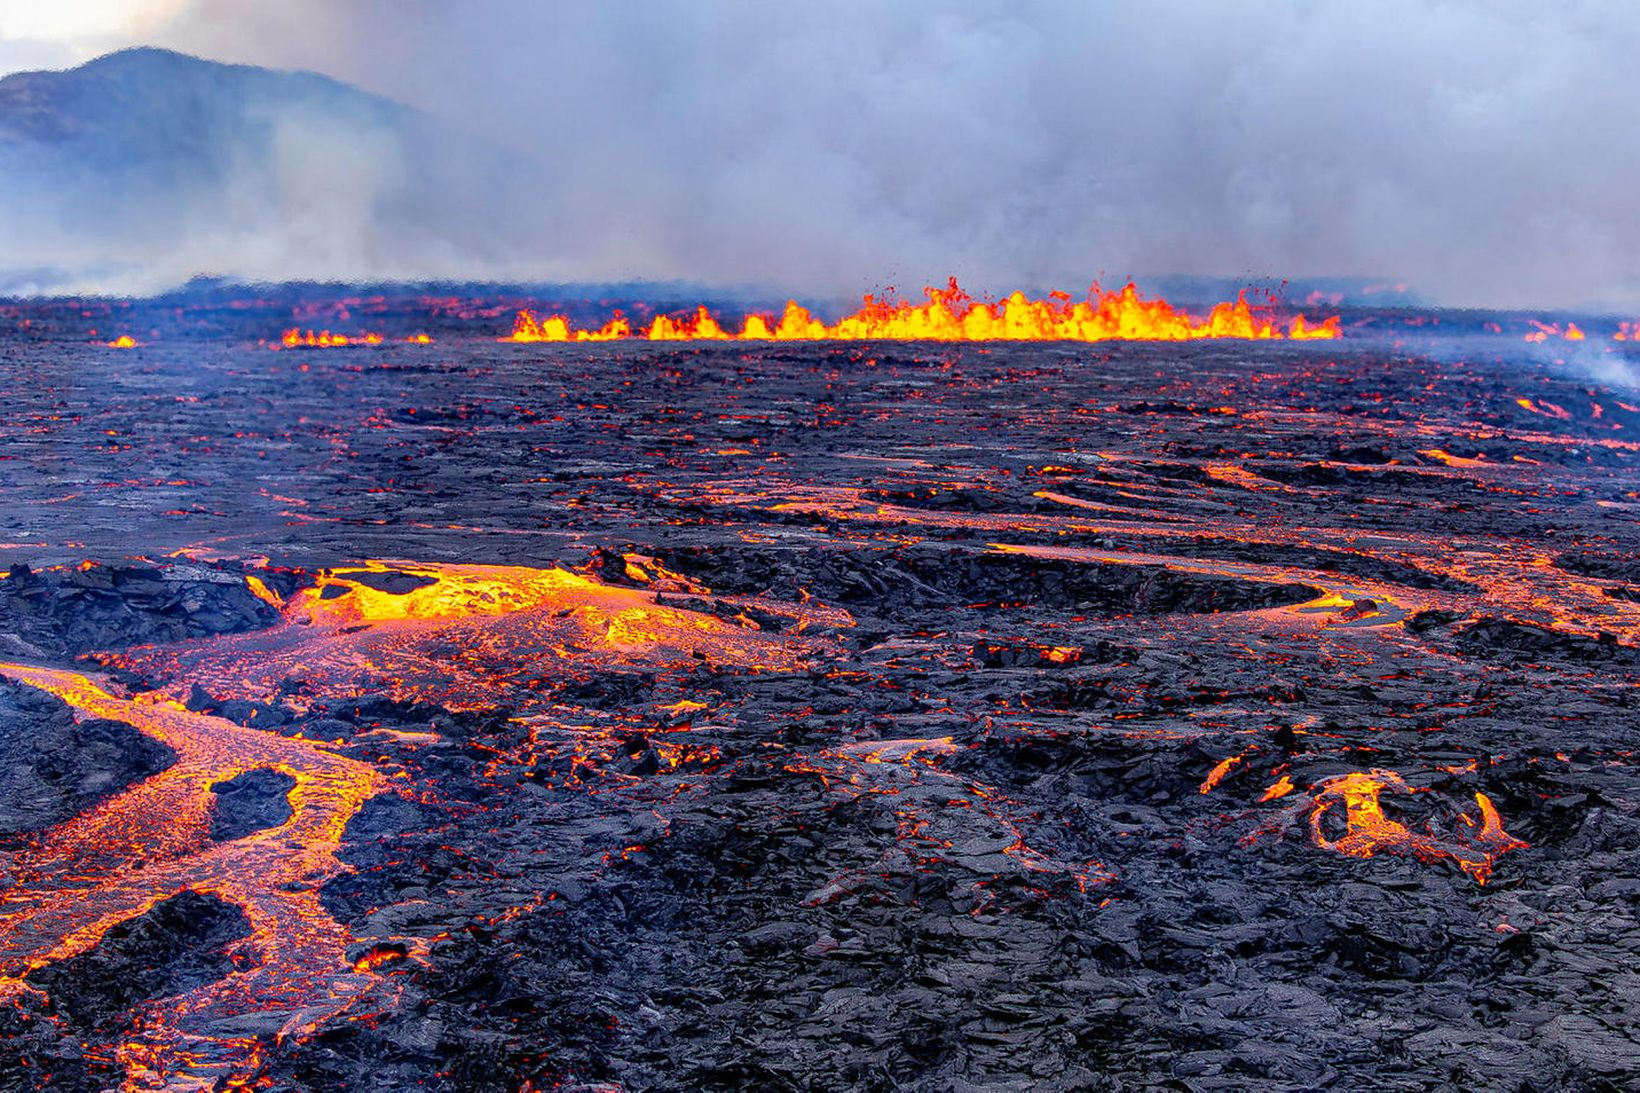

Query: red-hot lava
left=1306, top=770, right=1527, bottom=884
left=10, top=315, right=1640, bottom=1085
left=1524, top=320, right=1586, bottom=343
left=505, top=279, right=1340, bottom=344
left=0, top=557, right=841, bottom=1086
left=278, top=330, right=431, bottom=348
left=109, top=559, right=826, bottom=709
left=0, top=662, right=390, bottom=1087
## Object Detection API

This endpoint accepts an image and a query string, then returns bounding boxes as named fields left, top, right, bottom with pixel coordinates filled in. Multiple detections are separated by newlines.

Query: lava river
left=0, top=662, right=387, bottom=1088
left=0, top=557, right=840, bottom=1086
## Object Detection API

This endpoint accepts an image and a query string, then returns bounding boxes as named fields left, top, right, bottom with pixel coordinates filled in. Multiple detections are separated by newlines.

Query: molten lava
left=0, top=662, right=388, bottom=1084
left=278, top=330, right=431, bottom=348
left=1259, top=775, right=1295, bottom=802
left=1525, top=321, right=1587, bottom=343
left=1199, top=752, right=1247, bottom=794
left=109, top=559, right=819, bottom=710
left=105, top=334, right=138, bottom=348
left=1307, top=770, right=1527, bottom=884
left=505, top=279, right=1340, bottom=344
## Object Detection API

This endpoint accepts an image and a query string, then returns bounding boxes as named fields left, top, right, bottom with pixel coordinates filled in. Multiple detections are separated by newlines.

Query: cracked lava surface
left=2, top=313, right=1640, bottom=1090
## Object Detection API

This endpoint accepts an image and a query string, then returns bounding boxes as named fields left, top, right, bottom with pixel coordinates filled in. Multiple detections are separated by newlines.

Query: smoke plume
left=3, top=0, right=1637, bottom=308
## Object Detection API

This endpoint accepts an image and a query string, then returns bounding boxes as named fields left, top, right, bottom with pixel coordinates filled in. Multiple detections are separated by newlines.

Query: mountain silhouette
left=0, top=48, right=533, bottom=293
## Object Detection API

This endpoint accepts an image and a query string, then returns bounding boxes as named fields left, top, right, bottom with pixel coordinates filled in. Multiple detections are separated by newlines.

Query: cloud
left=5, top=0, right=1639, bottom=308
left=0, top=0, right=194, bottom=72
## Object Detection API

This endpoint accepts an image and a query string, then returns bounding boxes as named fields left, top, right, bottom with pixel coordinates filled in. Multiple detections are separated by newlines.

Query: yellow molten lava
left=112, top=560, right=812, bottom=709
left=1308, top=770, right=1527, bottom=884
left=1525, top=320, right=1588, bottom=343
left=505, top=279, right=1340, bottom=344
left=1199, top=752, right=1247, bottom=794
left=1259, top=775, right=1295, bottom=802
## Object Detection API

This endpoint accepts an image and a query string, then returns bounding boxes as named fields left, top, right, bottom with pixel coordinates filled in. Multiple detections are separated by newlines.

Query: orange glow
left=1525, top=320, right=1588, bottom=344
left=1516, top=397, right=1573, bottom=421
left=105, top=334, right=138, bottom=348
left=1308, top=770, right=1527, bottom=884
left=1199, top=752, right=1246, bottom=794
left=1259, top=775, right=1295, bottom=801
left=110, top=559, right=819, bottom=710
left=504, top=279, right=1340, bottom=344
left=1419, top=448, right=1488, bottom=468
left=278, top=330, right=429, bottom=348
left=244, top=574, right=283, bottom=608
left=0, top=661, right=388, bottom=1083
left=351, top=944, right=408, bottom=973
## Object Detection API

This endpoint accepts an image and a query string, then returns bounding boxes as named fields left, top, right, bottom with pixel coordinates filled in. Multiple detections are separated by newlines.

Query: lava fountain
left=505, top=278, right=1341, bottom=344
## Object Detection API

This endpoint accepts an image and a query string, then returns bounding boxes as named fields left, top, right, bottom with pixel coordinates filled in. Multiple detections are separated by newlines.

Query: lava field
left=2, top=319, right=1640, bottom=1091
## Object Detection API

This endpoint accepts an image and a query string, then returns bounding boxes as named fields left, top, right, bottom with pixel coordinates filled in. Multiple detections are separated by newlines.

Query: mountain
left=0, top=49, right=534, bottom=294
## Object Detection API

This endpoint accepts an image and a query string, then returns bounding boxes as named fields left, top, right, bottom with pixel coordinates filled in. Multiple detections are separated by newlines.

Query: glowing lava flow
left=1524, top=321, right=1586, bottom=343
left=0, top=662, right=388, bottom=1087
left=1307, top=770, right=1528, bottom=884
left=110, top=560, right=818, bottom=709
left=278, top=330, right=431, bottom=348
left=505, top=279, right=1340, bottom=344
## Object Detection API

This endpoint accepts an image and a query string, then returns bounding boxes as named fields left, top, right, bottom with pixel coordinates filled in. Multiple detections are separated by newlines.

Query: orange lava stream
left=505, top=279, right=1340, bottom=344
left=1198, top=752, right=1247, bottom=794
left=1259, top=775, right=1296, bottom=802
left=686, top=477, right=1640, bottom=645
left=0, top=663, right=388, bottom=1087
left=105, top=334, right=139, bottom=348
left=112, top=560, right=819, bottom=710
left=0, top=560, right=834, bottom=1083
left=1308, top=770, right=1528, bottom=884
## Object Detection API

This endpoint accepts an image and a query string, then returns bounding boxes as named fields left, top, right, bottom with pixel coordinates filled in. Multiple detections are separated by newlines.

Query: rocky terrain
left=1, top=315, right=1639, bottom=1090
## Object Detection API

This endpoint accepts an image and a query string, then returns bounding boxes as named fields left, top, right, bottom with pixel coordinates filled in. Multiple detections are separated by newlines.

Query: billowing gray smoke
left=3, top=0, right=1637, bottom=309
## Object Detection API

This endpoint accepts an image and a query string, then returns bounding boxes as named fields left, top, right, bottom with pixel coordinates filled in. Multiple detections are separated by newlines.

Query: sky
left=1, top=0, right=1637, bottom=309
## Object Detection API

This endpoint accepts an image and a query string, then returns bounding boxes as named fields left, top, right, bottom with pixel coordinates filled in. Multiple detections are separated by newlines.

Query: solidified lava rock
left=345, top=568, right=439, bottom=595
left=0, top=677, right=175, bottom=835
left=655, top=543, right=1320, bottom=616
left=1555, top=552, right=1639, bottom=582
left=208, top=767, right=298, bottom=841
left=319, top=791, right=451, bottom=924
left=1122, top=534, right=1481, bottom=593
left=1424, top=614, right=1640, bottom=666
left=0, top=988, right=103, bottom=1093
left=0, top=560, right=277, bottom=657
left=9, top=334, right=1640, bottom=1090
left=1462, top=616, right=1640, bottom=663
left=22, top=890, right=251, bottom=1033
